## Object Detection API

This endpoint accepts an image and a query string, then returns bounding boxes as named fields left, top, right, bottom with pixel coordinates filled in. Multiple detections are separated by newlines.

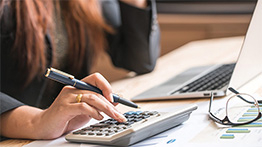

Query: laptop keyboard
left=172, top=63, right=235, bottom=94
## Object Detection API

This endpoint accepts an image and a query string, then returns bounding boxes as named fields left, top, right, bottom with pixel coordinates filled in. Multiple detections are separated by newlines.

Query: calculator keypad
left=72, top=111, right=159, bottom=136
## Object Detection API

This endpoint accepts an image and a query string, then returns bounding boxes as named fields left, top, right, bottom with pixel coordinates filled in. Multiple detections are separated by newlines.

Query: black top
left=0, top=0, right=160, bottom=127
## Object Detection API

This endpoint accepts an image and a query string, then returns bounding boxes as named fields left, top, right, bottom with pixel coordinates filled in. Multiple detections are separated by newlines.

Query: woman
left=0, top=0, right=160, bottom=140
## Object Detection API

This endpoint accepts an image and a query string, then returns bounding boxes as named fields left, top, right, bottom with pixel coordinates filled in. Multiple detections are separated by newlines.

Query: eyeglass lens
left=226, top=94, right=260, bottom=124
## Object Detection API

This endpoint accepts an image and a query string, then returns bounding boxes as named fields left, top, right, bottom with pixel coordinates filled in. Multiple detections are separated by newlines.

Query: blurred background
left=91, top=0, right=257, bottom=82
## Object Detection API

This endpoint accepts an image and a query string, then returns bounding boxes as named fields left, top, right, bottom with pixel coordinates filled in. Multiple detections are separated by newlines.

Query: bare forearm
left=0, top=106, right=43, bottom=139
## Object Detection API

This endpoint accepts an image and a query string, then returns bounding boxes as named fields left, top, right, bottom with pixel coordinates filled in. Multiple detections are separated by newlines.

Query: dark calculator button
left=107, top=129, right=114, bottom=133
left=91, top=127, right=101, bottom=131
left=141, top=111, right=150, bottom=115
left=102, top=121, right=110, bottom=124
left=111, top=121, right=118, bottom=124
left=90, top=123, right=110, bottom=128
left=96, top=132, right=103, bottom=136
left=127, top=118, right=135, bottom=121
left=103, top=129, right=109, bottom=132
left=124, top=111, right=135, bottom=115
left=73, top=131, right=81, bottom=134
left=128, top=114, right=136, bottom=118
left=132, top=115, right=138, bottom=119
left=129, top=120, right=135, bottom=124
left=115, top=122, right=121, bottom=125
left=80, top=132, right=87, bottom=135
left=107, top=122, right=114, bottom=125
left=99, top=120, right=108, bottom=123
left=134, top=111, right=143, bottom=115
left=113, top=126, right=120, bottom=129
left=148, top=111, right=158, bottom=115
left=125, top=115, right=133, bottom=118
left=88, top=132, right=95, bottom=135
left=140, top=115, right=150, bottom=119
left=125, top=121, right=134, bottom=125
left=105, top=132, right=114, bottom=136
left=134, top=118, right=143, bottom=122
left=107, top=124, right=117, bottom=128
left=99, top=128, right=107, bottom=132
left=123, top=122, right=131, bottom=125
left=81, top=127, right=93, bottom=131
left=115, top=129, right=124, bottom=133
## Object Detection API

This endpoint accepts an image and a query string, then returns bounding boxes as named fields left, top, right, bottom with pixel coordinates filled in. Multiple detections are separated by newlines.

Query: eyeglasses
left=208, top=87, right=262, bottom=126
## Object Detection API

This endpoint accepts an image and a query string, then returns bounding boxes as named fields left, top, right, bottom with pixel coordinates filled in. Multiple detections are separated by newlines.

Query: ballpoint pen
left=45, top=67, right=139, bottom=108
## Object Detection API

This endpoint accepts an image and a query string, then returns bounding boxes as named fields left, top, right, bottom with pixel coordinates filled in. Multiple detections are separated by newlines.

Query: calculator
left=65, top=104, right=197, bottom=146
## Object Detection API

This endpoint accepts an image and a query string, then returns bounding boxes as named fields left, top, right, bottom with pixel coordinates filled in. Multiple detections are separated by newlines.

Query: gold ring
left=76, top=94, right=82, bottom=103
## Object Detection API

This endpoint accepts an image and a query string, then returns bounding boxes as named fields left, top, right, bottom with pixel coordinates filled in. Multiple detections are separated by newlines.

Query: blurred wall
left=159, top=14, right=251, bottom=55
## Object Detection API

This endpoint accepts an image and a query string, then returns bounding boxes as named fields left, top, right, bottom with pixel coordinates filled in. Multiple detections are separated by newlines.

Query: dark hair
left=1, top=0, right=113, bottom=86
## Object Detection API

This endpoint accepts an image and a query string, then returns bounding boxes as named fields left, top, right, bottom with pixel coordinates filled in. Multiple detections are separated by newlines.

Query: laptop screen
left=228, top=0, right=262, bottom=92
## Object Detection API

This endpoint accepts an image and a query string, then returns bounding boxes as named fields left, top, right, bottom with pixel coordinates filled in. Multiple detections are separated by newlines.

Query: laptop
left=132, top=0, right=262, bottom=102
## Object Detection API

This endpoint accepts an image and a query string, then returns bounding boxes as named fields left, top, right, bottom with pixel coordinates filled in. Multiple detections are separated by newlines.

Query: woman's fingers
left=71, top=102, right=103, bottom=121
left=57, top=75, right=126, bottom=122
left=81, top=73, right=114, bottom=103
left=80, top=93, right=126, bottom=122
left=95, top=93, right=119, bottom=112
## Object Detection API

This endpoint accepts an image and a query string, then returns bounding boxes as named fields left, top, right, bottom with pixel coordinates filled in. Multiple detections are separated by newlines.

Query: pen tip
left=137, top=106, right=141, bottom=109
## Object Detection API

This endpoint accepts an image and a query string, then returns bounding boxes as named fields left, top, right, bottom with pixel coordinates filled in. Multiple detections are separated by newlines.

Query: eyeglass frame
left=208, top=87, right=262, bottom=126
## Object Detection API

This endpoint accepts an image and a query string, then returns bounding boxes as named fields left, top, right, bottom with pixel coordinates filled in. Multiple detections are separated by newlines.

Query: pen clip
left=46, top=68, right=75, bottom=79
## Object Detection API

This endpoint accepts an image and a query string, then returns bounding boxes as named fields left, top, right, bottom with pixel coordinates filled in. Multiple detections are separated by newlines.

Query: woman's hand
left=0, top=73, right=126, bottom=139
left=37, top=73, right=127, bottom=139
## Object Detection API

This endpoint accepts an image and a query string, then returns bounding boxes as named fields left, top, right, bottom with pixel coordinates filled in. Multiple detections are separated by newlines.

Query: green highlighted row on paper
left=220, top=134, right=235, bottom=139
left=226, top=128, right=250, bottom=133
left=237, top=117, right=262, bottom=122
left=246, top=108, right=262, bottom=112
left=221, top=128, right=251, bottom=139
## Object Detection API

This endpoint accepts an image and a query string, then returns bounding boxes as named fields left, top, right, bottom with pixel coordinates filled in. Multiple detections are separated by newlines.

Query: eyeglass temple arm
left=208, top=93, right=213, bottom=113
left=228, top=87, right=262, bottom=104
left=208, top=93, right=224, bottom=124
